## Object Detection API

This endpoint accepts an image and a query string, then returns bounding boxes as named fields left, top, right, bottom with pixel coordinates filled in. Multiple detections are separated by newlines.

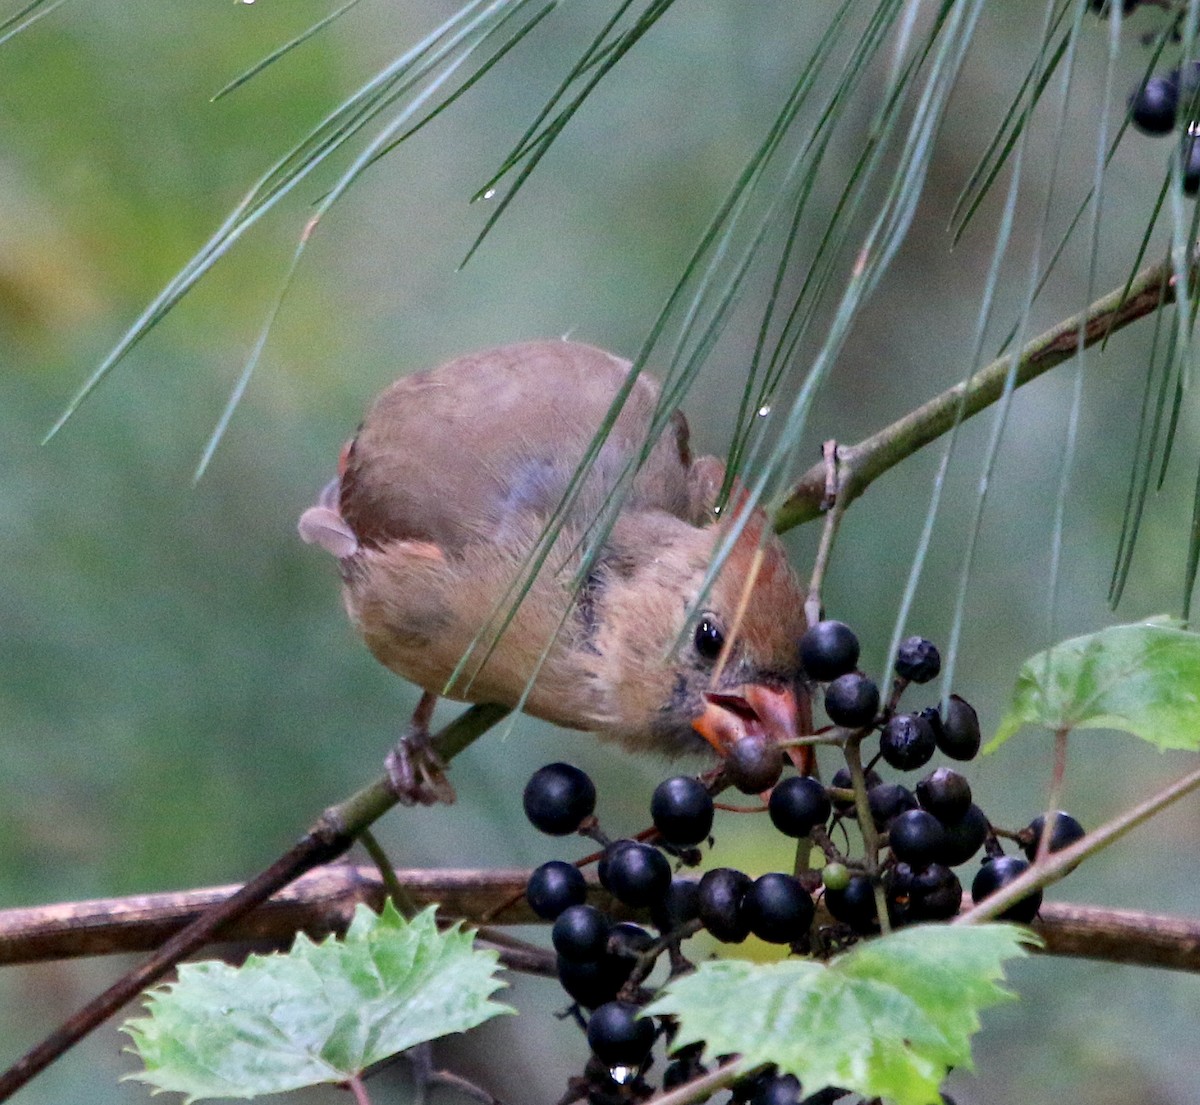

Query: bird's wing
left=336, top=340, right=698, bottom=554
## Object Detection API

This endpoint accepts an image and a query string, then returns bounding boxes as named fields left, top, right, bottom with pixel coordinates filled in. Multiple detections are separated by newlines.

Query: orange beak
left=693, top=684, right=815, bottom=776
left=693, top=683, right=800, bottom=753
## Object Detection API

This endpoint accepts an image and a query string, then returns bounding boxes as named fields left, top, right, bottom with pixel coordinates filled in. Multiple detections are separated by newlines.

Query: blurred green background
left=3, top=1, right=1200, bottom=1102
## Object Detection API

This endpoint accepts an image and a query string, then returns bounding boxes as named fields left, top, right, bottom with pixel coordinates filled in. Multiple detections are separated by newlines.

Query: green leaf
left=989, top=619, right=1200, bottom=752
left=647, top=924, right=1035, bottom=1105
left=122, top=904, right=512, bottom=1101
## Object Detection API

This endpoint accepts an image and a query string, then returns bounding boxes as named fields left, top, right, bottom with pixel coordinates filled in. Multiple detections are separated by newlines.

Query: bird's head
left=593, top=501, right=809, bottom=761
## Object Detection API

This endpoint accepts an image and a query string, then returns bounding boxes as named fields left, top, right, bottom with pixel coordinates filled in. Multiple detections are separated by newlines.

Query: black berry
left=824, top=873, right=879, bottom=932
left=768, top=776, right=832, bottom=837
left=934, top=695, right=981, bottom=761
left=731, top=1068, right=778, bottom=1104
left=1022, top=811, right=1085, bottom=861
left=663, top=1058, right=706, bottom=1090
left=829, top=765, right=883, bottom=812
left=887, top=809, right=948, bottom=868
left=867, top=782, right=918, bottom=829
left=939, top=803, right=989, bottom=866
left=609, top=921, right=656, bottom=959
left=726, top=735, right=784, bottom=794
left=971, top=855, right=1042, bottom=923
left=651, top=877, right=702, bottom=932
left=799, top=620, right=860, bottom=682
left=908, top=863, right=963, bottom=921
left=879, top=713, right=937, bottom=771
left=1185, top=136, right=1200, bottom=196
left=916, top=767, right=972, bottom=823
left=742, top=873, right=814, bottom=944
left=587, top=1000, right=657, bottom=1067
left=523, top=762, right=596, bottom=835
left=697, top=867, right=753, bottom=943
left=599, top=840, right=671, bottom=907
left=824, top=673, right=880, bottom=728
left=552, top=904, right=611, bottom=962
left=597, top=839, right=634, bottom=886
left=1131, top=74, right=1179, bottom=135
left=750, top=1073, right=803, bottom=1105
left=895, top=636, right=942, bottom=683
left=526, top=860, right=587, bottom=920
left=557, top=953, right=632, bottom=1008
left=651, top=776, right=715, bottom=845
left=886, top=862, right=917, bottom=924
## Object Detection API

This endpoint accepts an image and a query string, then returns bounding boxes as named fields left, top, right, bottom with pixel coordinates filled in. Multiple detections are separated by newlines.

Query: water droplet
left=482, top=188, right=496, bottom=200
left=758, top=404, right=771, bottom=417
left=713, top=505, right=722, bottom=515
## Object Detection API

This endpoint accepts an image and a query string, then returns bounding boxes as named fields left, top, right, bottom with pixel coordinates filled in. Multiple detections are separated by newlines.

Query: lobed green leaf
left=647, top=924, right=1036, bottom=1105
left=989, top=619, right=1200, bottom=752
left=122, top=904, right=512, bottom=1101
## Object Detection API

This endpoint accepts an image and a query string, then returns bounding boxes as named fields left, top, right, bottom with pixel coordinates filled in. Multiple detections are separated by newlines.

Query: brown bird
left=299, top=340, right=810, bottom=804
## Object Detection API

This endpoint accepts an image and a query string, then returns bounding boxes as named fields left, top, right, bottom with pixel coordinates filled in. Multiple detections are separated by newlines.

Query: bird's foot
left=386, top=731, right=456, bottom=806
left=386, top=693, right=456, bottom=806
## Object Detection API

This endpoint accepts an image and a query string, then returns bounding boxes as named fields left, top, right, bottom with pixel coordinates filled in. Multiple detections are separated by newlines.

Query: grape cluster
left=519, top=621, right=1085, bottom=1103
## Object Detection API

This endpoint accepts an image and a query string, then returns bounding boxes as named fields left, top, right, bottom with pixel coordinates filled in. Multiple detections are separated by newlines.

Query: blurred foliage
left=2, top=2, right=1200, bottom=1104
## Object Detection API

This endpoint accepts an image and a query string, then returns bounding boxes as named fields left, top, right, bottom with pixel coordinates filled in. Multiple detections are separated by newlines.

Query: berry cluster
left=519, top=621, right=1085, bottom=1103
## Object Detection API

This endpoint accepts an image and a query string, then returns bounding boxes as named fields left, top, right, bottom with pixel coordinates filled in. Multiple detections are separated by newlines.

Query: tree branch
left=1, top=864, right=1199, bottom=974
left=0, top=703, right=510, bottom=1103
left=774, top=255, right=1178, bottom=532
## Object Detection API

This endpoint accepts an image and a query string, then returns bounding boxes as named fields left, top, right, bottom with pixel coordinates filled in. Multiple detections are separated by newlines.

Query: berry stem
left=809, top=825, right=849, bottom=866
left=343, top=1073, right=373, bottom=1105
left=617, top=922, right=700, bottom=999
left=775, top=252, right=1184, bottom=532
left=842, top=731, right=891, bottom=934
left=883, top=675, right=909, bottom=718
left=358, top=829, right=419, bottom=918
left=778, top=733, right=846, bottom=749
left=1035, top=726, right=1070, bottom=865
left=804, top=445, right=847, bottom=626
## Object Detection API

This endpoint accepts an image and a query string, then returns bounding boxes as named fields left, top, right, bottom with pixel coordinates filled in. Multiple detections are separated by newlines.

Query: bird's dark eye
left=694, top=616, right=725, bottom=662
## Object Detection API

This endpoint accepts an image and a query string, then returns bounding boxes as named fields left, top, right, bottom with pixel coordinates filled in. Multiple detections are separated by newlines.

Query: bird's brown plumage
left=300, top=339, right=810, bottom=759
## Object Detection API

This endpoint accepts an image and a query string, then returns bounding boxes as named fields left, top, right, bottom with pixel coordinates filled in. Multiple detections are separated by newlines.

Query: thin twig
left=359, top=829, right=419, bottom=916
left=642, top=1055, right=745, bottom=1105
left=804, top=440, right=845, bottom=626
left=775, top=254, right=1180, bottom=532
left=956, top=761, right=1200, bottom=926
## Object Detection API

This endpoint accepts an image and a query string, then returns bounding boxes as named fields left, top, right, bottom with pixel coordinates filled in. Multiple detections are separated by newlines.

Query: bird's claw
left=386, top=727, right=456, bottom=807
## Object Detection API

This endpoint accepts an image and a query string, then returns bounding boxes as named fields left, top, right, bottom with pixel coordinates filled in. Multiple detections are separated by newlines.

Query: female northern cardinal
left=300, top=340, right=810, bottom=803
